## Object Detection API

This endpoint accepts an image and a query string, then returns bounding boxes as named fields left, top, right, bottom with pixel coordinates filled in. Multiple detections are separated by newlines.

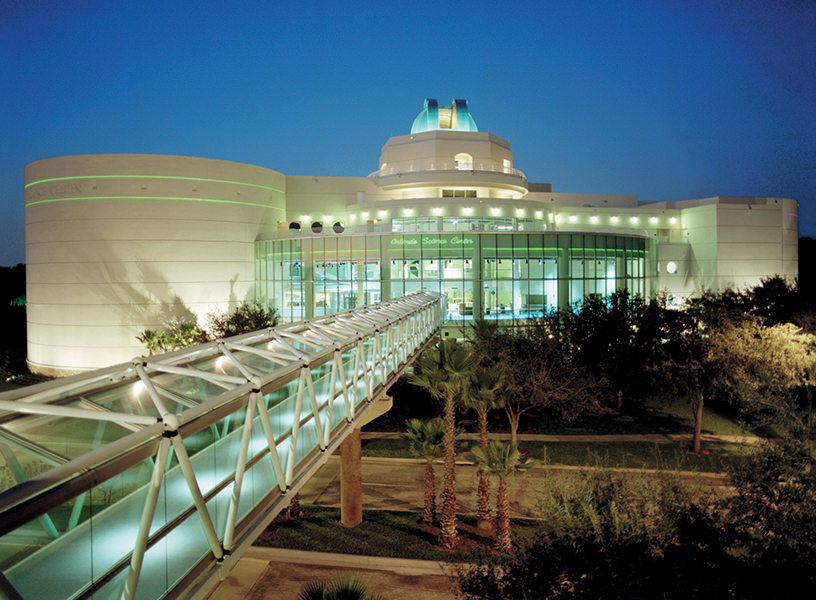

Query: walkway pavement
left=206, top=431, right=752, bottom=599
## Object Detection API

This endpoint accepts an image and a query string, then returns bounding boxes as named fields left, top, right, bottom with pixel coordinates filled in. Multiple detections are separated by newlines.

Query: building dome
left=410, top=99, right=478, bottom=134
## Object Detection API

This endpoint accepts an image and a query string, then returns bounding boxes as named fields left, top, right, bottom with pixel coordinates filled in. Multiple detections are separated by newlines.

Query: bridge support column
left=339, top=427, right=363, bottom=527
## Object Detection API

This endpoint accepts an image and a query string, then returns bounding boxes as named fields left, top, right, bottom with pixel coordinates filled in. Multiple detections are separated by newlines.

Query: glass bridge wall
left=256, top=232, right=648, bottom=324
left=0, top=293, right=442, bottom=600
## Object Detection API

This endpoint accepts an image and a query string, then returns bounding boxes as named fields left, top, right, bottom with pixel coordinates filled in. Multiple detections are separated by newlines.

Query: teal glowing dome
left=410, top=99, right=478, bottom=134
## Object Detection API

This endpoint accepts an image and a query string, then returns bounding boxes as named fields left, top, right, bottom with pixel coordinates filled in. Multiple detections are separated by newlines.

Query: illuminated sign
left=390, top=235, right=474, bottom=246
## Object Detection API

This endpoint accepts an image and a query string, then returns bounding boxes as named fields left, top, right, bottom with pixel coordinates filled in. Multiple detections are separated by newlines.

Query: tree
left=205, top=299, right=280, bottom=339
left=297, top=574, right=386, bottom=600
left=472, top=321, right=600, bottom=445
left=463, top=365, right=504, bottom=531
left=411, top=339, right=477, bottom=549
left=649, top=302, right=720, bottom=453
left=712, top=320, right=816, bottom=439
left=468, top=441, right=536, bottom=553
left=553, top=291, right=661, bottom=411
left=404, top=418, right=445, bottom=524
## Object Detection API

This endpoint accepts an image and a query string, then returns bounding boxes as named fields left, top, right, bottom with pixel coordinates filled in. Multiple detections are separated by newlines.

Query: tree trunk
left=692, top=390, right=704, bottom=453
left=507, top=409, right=521, bottom=447
left=496, top=479, right=512, bottom=553
left=476, top=411, right=492, bottom=530
left=440, top=395, right=458, bottom=549
left=424, top=462, right=436, bottom=524
left=616, top=388, right=623, bottom=412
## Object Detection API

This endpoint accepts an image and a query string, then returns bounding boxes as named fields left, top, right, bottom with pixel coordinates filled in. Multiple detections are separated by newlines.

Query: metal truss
left=0, top=291, right=443, bottom=600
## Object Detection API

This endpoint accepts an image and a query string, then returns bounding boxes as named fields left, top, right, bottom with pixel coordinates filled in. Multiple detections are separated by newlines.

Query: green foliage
left=457, top=442, right=816, bottom=599
left=468, top=441, right=536, bottom=482
left=297, top=573, right=386, bottom=600
left=725, top=440, right=816, bottom=570
left=404, top=418, right=445, bottom=463
left=136, top=300, right=279, bottom=354
left=205, top=299, right=280, bottom=339
left=471, top=319, right=601, bottom=443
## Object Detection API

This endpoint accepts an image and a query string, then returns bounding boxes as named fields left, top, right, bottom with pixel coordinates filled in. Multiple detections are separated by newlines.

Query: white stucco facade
left=25, top=99, right=798, bottom=375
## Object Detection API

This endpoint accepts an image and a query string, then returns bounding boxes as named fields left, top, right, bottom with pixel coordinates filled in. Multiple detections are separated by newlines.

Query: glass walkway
left=0, top=291, right=443, bottom=600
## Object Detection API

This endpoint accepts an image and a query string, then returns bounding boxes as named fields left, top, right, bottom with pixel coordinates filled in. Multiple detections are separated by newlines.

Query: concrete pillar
left=339, top=427, right=363, bottom=527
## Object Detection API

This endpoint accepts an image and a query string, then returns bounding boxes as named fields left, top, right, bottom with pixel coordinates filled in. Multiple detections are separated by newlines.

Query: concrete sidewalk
left=207, top=548, right=459, bottom=600
left=362, top=430, right=769, bottom=444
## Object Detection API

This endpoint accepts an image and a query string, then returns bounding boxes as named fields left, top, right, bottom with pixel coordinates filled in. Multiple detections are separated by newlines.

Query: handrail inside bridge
left=0, top=291, right=444, bottom=600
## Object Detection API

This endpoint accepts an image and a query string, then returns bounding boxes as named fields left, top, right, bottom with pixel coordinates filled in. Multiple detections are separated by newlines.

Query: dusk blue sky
left=2, top=0, right=814, bottom=267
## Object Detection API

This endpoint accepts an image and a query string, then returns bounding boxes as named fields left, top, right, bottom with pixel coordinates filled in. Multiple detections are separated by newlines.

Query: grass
left=360, top=437, right=755, bottom=472
left=530, top=396, right=757, bottom=437
left=255, top=505, right=537, bottom=563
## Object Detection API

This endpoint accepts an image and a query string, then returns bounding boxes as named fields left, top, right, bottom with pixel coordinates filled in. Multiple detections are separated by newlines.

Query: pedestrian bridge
left=0, top=291, right=443, bottom=600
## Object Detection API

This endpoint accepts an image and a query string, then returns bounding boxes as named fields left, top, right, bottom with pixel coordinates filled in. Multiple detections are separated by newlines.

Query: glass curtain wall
left=257, top=233, right=646, bottom=323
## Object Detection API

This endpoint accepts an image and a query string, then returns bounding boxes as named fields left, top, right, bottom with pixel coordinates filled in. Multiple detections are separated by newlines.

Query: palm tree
left=469, top=440, right=536, bottom=554
left=411, top=339, right=477, bottom=549
left=463, top=366, right=504, bottom=531
left=404, top=418, right=445, bottom=524
left=297, top=573, right=386, bottom=600
left=136, top=329, right=168, bottom=356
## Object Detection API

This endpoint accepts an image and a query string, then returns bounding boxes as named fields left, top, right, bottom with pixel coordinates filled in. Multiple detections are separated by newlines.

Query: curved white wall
left=25, top=154, right=285, bottom=375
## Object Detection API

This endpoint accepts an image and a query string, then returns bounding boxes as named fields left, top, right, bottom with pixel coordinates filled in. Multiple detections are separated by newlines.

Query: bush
left=204, top=300, right=280, bottom=339
left=457, top=444, right=816, bottom=599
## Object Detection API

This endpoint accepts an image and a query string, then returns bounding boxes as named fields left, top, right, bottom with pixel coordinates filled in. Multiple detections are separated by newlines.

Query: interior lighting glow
left=463, top=207, right=472, bottom=215
left=536, top=210, right=542, bottom=218
left=554, top=215, right=562, bottom=223
left=301, top=215, right=310, bottom=222
left=630, top=216, right=638, bottom=223
left=611, top=216, right=619, bottom=223
left=433, top=207, right=442, bottom=215
left=323, top=215, right=332, bottom=222
left=650, top=216, right=658, bottom=223
left=349, top=214, right=356, bottom=221
left=516, top=208, right=524, bottom=216
left=590, top=215, right=598, bottom=223
left=362, top=212, right=369, bottom=219
left=404, top=208, right=413, bottom=216
left=491, top=207, right=500, bottom=215
left=378, top=210, right=386, bottom=217
left=569, top=215, right=577, bottom=222
left=670, top=217, right=677, bottom=224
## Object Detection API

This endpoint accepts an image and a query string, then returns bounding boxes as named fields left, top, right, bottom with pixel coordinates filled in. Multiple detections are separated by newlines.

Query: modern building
left=24, top=99, right=798, bottom=375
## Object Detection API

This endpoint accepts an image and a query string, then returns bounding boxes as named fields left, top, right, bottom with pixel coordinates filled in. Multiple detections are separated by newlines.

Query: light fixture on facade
left=301, top=215, right=310, bottom=222
left=650, top=216, right=658, bottom=223
left=536, top=210, right=543, bottom=218
left=590, top=215, right=598, bottom=223
left=491, top=207, right=500, bottom=215
left=405, top=208, right=413, bottom=216
left=464, top=207, right=472, bottom=215
left=433, top=207, right=442, bottom=215
left=569, top=215, right=577, bottom=222
left=379, top=210, right=386, bottom=218
left=362, top=212, right=369, bottom=219
left=516, top=208, right=524, bottom=216
left=670, top=217, right=677, bottom=224
left=630, top=216, right=638, bottom=223
left=611, top=216, right=619, bottom=223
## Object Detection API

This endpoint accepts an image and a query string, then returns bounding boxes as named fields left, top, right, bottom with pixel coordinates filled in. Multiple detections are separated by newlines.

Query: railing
left=0, top=291, right=444, bottom=600
left=368, top=162, right=527, bottom=180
